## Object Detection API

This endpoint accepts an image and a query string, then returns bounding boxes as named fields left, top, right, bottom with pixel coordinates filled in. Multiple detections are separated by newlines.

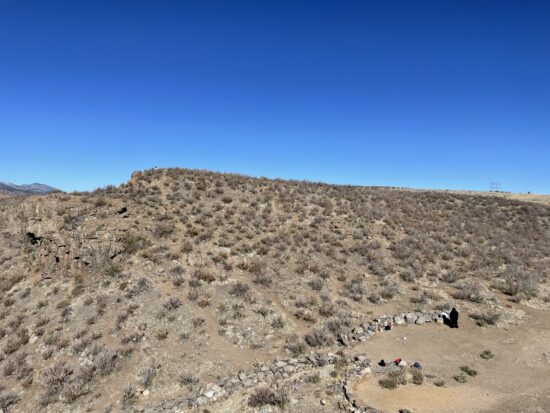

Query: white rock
left=195, top=396, right=208, bottom=405
left=393, top=315, right=405, bottom=325
left=405, top=313, right=416, bottom=324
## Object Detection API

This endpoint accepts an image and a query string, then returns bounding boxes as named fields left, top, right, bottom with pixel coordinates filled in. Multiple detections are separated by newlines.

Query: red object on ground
left=394, top=358, right=402, bottom=364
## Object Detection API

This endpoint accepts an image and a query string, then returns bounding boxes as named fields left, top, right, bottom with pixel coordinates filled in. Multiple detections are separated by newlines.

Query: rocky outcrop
left=0, top=195, right=130, bottom=275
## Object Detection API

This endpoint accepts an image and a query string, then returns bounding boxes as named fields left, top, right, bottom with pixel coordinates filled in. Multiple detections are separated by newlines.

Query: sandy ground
left=416, top=189, right=550, bottom=206
left=352, top=304, right=550, bottom=413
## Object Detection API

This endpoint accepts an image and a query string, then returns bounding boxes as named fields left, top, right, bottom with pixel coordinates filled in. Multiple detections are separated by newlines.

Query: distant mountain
left=0, top=181, right=59, bottom=195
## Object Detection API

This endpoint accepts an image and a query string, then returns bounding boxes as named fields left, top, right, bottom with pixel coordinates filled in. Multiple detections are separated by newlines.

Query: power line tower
left=490, top=182, right=501, bottom=192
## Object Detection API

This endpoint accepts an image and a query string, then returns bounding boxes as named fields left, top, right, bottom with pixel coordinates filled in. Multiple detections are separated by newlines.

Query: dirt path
left=352, top=305, right=550, bottom=413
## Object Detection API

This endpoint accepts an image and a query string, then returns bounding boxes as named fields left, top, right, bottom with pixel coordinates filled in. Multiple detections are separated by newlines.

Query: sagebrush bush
left=304, top=327, right=330, bottom=348
left=248, top=387, right=289, bottom=408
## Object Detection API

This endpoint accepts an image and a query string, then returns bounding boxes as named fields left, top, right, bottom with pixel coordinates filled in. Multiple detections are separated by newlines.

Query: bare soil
left=352, top=304, right=550, bottom=413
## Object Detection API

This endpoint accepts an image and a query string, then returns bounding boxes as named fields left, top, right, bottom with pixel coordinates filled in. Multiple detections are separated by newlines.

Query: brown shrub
left=248, top=387, right=289, bottom=408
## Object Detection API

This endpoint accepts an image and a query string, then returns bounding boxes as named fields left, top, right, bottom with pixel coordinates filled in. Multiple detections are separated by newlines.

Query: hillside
left=1, top=168, right=549, bottom=413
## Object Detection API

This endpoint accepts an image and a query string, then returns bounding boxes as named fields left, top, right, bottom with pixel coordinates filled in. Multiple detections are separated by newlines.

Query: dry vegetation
left=0, top=168, right=549, bottom=412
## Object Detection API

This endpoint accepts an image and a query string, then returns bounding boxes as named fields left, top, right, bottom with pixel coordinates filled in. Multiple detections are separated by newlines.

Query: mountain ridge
left=0, top=181, right=58, bottom=195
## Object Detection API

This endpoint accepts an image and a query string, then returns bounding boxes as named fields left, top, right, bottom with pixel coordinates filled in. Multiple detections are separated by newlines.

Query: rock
left=195, top=396, right=207, bottom=406
left=242, top=377, right=257, bottom=387
left=320, top=399, right=327, bottom=405
left=393, top=315, right=405, bottom=325
left=319, top=354, right=334, bottom=365
left=337, top=333, right=350, bottom=347
left=415, top=315, right=427, bottom=325
left=283, top=365, right=295, bottom=373
left=356, top=354, right=368, bottom=362
left=405, top=313, right=416, bottom=324
left=343, top=384, right=355, bottom=405
left=226, top=377, right=242, bottom=391
left=142, top=389, right=150, bottom=397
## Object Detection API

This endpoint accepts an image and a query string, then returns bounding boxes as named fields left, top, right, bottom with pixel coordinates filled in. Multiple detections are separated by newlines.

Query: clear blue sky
left=1, top=1, right=549, bottom=193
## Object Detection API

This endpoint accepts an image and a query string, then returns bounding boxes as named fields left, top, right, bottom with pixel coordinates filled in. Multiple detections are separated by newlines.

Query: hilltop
left=1, top=168, right=549, bottom=413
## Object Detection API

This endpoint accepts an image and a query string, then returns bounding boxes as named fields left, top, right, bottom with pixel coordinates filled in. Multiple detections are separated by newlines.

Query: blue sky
left=1, top=1, right=549, bottom=193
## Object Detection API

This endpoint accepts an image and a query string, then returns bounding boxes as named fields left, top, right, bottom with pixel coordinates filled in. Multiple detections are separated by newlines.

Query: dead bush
left=501, top=267, right=539, bottom=299
left=0, top=393, right=20, bottom=411
left=94, top=350, right=117, bottom=376
left=470, top=309, right=500, bottom=326
left=343, top=276, right=365, bottom=302
left=193, top=268, right=216, bottom=283
left=253, top=273, right=272, bottom=286
left=140, top=365, right=156, bottom=388
left=229, top=281, right=250, bottom=298
left=453, top=280, right=485, bottom=303
left=122, top=233, right=148, bottom=254
left=164, top=297, right=182, bottom=311
left=179, top=373, right=199, bottom=390
left=121, top=383, right=136, bottom=408
left=153, top=223, right=174, bottom=238
left=248, top=387, right=289, bottom=408
left=285, top=334, right=306, bottom=355
left=304, top=327, right=330, bottom=347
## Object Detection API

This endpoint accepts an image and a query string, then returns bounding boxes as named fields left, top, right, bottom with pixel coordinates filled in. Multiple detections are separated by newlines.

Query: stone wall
left=187, top=310, right=445, bottom=411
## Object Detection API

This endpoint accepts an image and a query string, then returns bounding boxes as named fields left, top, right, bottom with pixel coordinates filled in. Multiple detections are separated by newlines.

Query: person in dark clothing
left=441, top=308, right=459, bottom=328
left=450, top=307, right=459, bottom=328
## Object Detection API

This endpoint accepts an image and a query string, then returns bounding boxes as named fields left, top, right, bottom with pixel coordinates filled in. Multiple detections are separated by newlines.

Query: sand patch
left=351, top=304, right=550, bottom=413
left=353, top=376, right=498, bottom=413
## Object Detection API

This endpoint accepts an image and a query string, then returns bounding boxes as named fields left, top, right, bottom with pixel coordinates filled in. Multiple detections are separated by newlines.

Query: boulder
left=405, top=313, right=417, bottom=324
left=415, top=315, right=427, bottom=325
left=393, top=314, right=405, bottom=325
